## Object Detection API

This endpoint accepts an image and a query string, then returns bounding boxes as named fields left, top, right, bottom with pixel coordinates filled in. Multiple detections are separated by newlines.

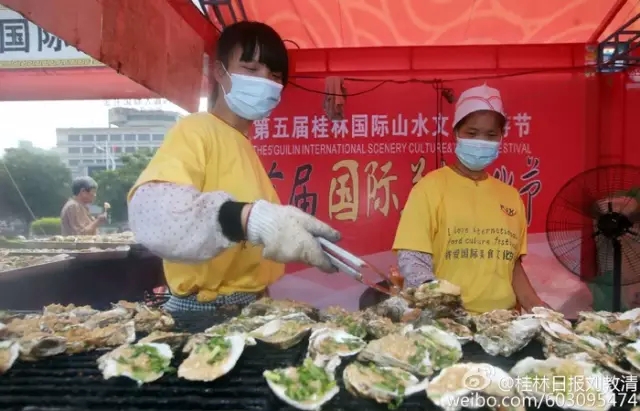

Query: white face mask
left=220, top=68, right=283, bottom=120
left=454, top=135, right=501, bottom=171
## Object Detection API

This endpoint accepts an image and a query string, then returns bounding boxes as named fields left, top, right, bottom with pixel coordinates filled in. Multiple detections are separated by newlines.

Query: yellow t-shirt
left=128, top=113, right=284, bottom=302
left=393, top=166, right=527, bottom=314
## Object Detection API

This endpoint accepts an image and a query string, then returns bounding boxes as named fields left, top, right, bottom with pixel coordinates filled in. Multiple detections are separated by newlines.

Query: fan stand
left=594, top=209, right=636, bottom=312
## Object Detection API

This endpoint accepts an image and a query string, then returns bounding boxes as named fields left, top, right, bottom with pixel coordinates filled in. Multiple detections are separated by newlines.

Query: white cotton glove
left=246, top=200, right=341, bottom=273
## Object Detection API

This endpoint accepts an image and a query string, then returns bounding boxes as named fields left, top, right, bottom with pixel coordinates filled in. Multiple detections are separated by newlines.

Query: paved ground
left=270, top=233, right=594, bottom=316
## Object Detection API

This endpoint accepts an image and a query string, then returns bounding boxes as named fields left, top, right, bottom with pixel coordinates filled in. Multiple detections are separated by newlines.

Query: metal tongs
left=317, top=238, right=403, bottom=296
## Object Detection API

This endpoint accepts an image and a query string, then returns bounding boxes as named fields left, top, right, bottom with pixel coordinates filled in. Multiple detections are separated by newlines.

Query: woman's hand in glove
left=244, top=200, right=341, bottom=272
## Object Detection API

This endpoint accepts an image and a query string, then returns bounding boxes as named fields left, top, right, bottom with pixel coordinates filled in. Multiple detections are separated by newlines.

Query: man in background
left=60, top=176, right=106, bottom=235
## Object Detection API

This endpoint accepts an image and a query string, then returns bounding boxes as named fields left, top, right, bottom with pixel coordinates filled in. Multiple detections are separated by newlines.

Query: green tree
left=0, top=148, right=71, bottom=222
left=93, top=149, right=155, bottom=222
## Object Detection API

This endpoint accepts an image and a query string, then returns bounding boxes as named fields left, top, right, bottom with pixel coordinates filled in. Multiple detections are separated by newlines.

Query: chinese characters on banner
left=252, top=106, right=543, bottom=258
left=0, top=9, right=99, bottom=68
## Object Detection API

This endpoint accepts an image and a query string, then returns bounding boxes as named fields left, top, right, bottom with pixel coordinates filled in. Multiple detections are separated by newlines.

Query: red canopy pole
left=588, top=0, right=628, bottom=43
left=165, top=0, right=219, bottom=54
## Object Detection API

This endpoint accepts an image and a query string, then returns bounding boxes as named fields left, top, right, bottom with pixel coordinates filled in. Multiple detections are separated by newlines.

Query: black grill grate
left=1, top=312, right=637, bottom=411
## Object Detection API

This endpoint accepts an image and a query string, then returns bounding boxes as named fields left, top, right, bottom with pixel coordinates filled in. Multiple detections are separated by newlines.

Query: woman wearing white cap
left=392, top=84, right=547, bottom=314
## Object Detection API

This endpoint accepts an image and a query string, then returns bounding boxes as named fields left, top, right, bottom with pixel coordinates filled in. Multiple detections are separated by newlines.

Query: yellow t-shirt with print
left=393, top=166, right=527, bottom=314
left=128, top=113, right=284, bottom=302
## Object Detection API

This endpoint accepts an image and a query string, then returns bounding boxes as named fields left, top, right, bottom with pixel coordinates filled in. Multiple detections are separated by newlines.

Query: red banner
left=252, top=75, right=587, bottom=266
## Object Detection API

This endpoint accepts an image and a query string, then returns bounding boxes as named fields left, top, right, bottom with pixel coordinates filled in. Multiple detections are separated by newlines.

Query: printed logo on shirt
left=500, top=205, right=516, bottom=217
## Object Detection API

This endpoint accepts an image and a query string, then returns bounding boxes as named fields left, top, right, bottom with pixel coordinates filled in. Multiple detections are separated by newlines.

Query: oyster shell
left=428, top=363, right=518, bottom=411
left=3, top=316, right=42, bottom=337
left=315, top=307, right=368, bottom=338
left=607, top=309, right=640, bottom=340
left=178, top=334, right=246, bottom=382
left=431, top=318, right=473, bottom=345
left=132, top=305, right=174, bottom=333
left=241, top=297, right=318, bottom=319
left=358, top=332, right=434, bottom=377
left=0, top=340, right=20, bottom=374
left=365, top=316, right=403, bottom=339
left=370, top=296, right=411, bottom=322
left=405, top=325, right=463, bottom=370
left=0, top=322, right=6, bottom=338
left=56, top=320, right=136, bottom=354
left=264, top=357, right=340, bottom=411
left=204, top=315, right=275, bottom=344
left=18, top=332, right=67, bottom=361
left=84, top=307, right=132, bottom=329
left=401, top=280, right=463, bottom=318
left=510, top=357, right=616, bottom=411
left=343, top=362, right=428, bottom=405
left=474, top=317, right=540, bottom=357
left=138, top=331, right=190, bottom=351
left=530, top=306, right=572, bottom=328
left=622, top=341, right=640, bottom=371
left=574, top=318, right=622, bottom=347
left=307, top=328, right=366, bottom=360
left=472, top=309, right=520, bottom=332
left=39, top=314, right=82, bottom=333
left=43, top=303, right=98, bottom=319
left=249, top=313, right=315, bottom=349
left=98, top=342, right=173, bottom=385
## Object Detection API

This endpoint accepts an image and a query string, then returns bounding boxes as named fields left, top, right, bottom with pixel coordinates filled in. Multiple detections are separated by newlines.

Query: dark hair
left=453, top=111, right=507, bottom=134
left=72, top=176, right=97, bottom=196
left=214, top=21, right=289, bottom=95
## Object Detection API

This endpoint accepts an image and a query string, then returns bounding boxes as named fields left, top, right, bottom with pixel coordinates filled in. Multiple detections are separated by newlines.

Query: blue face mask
left=221, top=71, right=283, bottom=120
left=455, top=137, right=500, bottom=171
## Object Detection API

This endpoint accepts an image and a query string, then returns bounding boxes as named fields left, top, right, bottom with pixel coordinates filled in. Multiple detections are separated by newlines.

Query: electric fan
left=546, top=165, right=640, bottom=312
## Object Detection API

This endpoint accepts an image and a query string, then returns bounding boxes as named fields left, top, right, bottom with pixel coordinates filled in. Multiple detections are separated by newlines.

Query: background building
left=56, top=107, right=181, bottom=177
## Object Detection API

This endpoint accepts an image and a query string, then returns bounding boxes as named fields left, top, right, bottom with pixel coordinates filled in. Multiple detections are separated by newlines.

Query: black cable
left=288, top=60, right=638, bottom=98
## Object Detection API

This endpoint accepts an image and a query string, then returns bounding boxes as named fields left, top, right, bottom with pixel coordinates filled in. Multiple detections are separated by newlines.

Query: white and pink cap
left=453, top=83, right=506, bottom=129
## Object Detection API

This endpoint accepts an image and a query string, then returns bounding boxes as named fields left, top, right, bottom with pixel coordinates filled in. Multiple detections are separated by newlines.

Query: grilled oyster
left=405, top=325, right=463, bottom=370
left=178, top=334, right=246, bottom=382
left=43, top=303, right=98, bottom=319
left=205, top=315, right=275, bottom=335
left=510, top=357, right=615, bottom=411
left=18, top=332, right=67, bottom=361
left=84, top=307, right=132, bottom=329
left=315, top=307, right=368, bottom=338
left=249, top=313, right=315, bottom=349
left=607, top=309, right=640, bottom=340
left=132, top=305, right=174, bottom=333
left=0, top=340, right=19, bottom=374
left=241, top=297, right=318, bottom=319
left=574, top=318, right=622, bottom=347
left=370, top=296, right=411, bottom=322
left=358, top=332, right=433, bottom=377
left=264, top=357, right=340, bottom=411
left=539, top=320, right=637, bottom=376
left=57, top=320, right=136, bottom=354
left=530, top=306, right=572, bottom=328
left=539, top=330, right=607, bottom=360
left=472, top=309, right=520, bottom=332
left=39, top=314, right=82, bottom=333
left=3, top=315, right=42, bottom=337
left=98, top=342, right=173, bottom=385
left=0, top=322, right=6, bottom=338
left=307, top=328, right=366, bottom=361
left=622, top=341, right=640, bottom=371
left=343, top=362, right=428, bottom=406
left=365, top=316, right=403, bottom=339
left=428, top=363, right=518, bottom=411
left=401, top=280, right=463, bottom=318
left=138, top=331, right=190, bottom=351
left=431, top=318, right=473, bottom=345
left=474, top=317, right=540, bottom=357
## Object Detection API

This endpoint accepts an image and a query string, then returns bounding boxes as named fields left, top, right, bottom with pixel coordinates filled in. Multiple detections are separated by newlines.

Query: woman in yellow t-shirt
left=127, top=22, right=340, bottom=312
left=393, top=84, right=547, bottom=314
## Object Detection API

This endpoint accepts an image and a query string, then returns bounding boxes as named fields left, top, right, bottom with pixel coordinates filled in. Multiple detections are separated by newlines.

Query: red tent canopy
left=195, top=0, right=640, bottom=47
